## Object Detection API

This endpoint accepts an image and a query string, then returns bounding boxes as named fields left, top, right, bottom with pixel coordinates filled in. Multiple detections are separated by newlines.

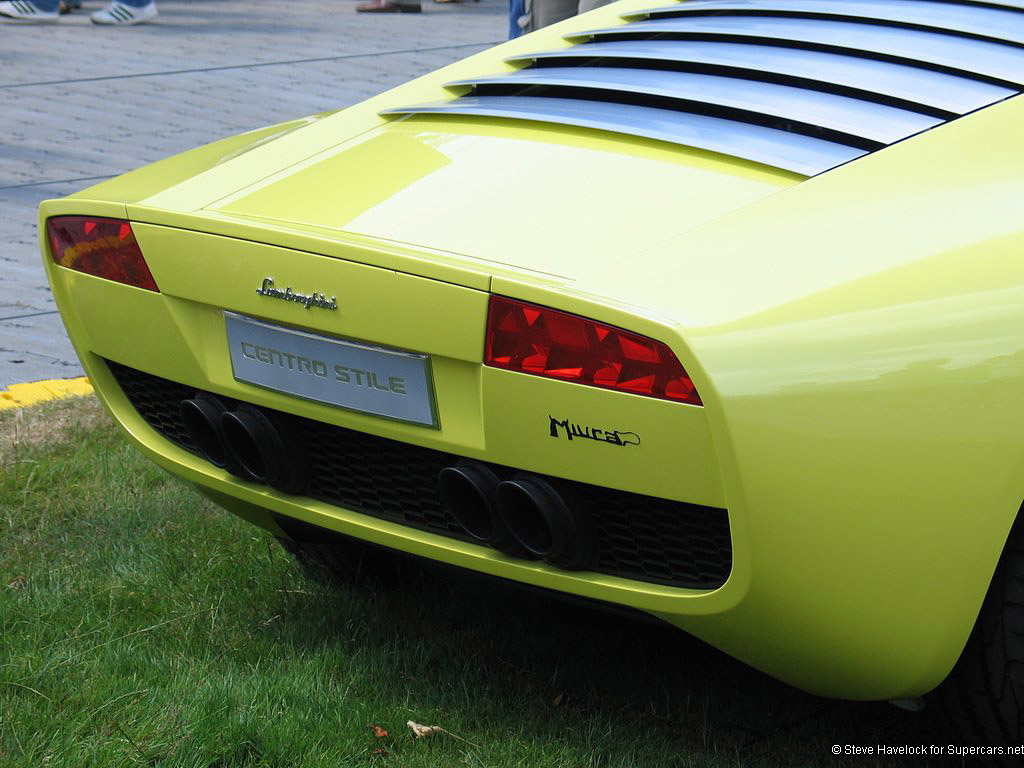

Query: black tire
left=935, top=515, right=1024, bottom=757
left=275, top=519, right=418, bottom=590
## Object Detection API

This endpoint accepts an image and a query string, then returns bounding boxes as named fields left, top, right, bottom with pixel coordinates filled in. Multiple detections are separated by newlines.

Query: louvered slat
left=380, top=96, right=866, bottom=175
left=506, top=41, right=1013, bottom=114
left=572, top=16, right=1024, bottom=86
left=450, top=67, right=940, bottom=144
left=624, top=0, right=1024, bottom=47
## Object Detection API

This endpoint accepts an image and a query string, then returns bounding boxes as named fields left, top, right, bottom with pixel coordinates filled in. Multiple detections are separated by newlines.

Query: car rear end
left=40, top=0, right=1024, bottom=710
left=39, top=196, right=737, bottom=624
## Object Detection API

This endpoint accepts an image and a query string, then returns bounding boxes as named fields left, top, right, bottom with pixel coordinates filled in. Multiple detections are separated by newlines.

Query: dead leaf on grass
left=406, top=719, right=478, bottom=746
left=406, top=720, right=446, bottom=739
left=371, top=748, right=389, bottom=757
left=371, top=725, right=388, bottom=739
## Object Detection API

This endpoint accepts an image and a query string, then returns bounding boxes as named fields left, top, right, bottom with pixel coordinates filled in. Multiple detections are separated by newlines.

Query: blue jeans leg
left=509, top=0, right=525, bottom=37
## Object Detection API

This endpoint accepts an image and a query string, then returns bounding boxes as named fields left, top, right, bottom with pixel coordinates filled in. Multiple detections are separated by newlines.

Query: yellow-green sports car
left=40, top=0, right=1024, bottom=745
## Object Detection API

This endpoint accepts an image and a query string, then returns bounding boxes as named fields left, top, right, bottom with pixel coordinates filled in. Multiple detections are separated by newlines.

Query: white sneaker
left=90, top=0, right=156, bottom=24
left=0, top=1, right=59, bottom=21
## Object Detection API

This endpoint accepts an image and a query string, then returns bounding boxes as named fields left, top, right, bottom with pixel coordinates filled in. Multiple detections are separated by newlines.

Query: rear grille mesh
left=106, top=360, right=733, bottom=590
left=382, top=0, right=1024, bottom=175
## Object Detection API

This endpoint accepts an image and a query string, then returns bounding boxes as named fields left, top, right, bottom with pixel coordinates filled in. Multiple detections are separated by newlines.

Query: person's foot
left=90, top=0, right=156, bottom=24
left=356, top=0, right=421, bottom=12
left=0, top=1, right=59, bottom=21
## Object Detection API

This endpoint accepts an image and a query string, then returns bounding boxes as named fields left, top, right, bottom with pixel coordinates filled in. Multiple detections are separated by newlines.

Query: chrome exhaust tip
left=438, top=462, right=524, bottom=556
left=496, top=476, right=596, bottom=570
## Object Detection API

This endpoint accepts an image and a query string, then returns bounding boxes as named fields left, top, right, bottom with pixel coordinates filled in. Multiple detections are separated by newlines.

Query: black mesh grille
left=106, top=360, right=732, bottom=589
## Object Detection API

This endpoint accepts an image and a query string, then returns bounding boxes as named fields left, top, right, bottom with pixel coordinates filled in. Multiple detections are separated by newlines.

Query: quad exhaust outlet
left=180, top=395, right=308, bottom=495
left=495, top=476, right=596, bottom=570
left=437, top=462, right=524, bottom=556
left=437, top=462, right=597, bottom=571
left=179, top=392, right=232, bottom=470
left=181, top=392, right=596, bottom=573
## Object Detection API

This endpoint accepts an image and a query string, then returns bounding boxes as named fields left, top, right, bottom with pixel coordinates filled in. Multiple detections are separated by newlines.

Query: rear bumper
left=107, top=359, right=732, bottom=591
left=41, top=206, right=1013, bottom=702
left=79, top=349, right=731, bottom=616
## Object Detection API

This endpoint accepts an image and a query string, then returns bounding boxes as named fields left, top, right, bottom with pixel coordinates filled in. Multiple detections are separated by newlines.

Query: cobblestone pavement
left=0, top=0, right=504, bottom=387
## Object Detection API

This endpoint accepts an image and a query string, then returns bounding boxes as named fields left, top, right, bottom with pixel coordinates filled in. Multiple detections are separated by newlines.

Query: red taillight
left=484, top=296, right=702, bottom=405
left=46, top=216, right=158, bottom=292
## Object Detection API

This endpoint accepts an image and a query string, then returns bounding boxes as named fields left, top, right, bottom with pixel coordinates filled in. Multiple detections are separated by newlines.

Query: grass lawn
left=0, top=397, right=927, bottom=767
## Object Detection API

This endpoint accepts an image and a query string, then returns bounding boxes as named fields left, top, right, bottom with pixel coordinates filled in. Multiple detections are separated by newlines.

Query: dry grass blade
left=0, top=395, right=108, bottom=464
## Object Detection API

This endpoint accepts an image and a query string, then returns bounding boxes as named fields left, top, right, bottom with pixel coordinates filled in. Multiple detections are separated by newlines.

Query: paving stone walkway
left=0, top=0, right=504, bottom=387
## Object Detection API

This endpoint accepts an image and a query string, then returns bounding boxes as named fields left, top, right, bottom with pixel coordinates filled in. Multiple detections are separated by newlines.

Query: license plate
left=225, top=312, right=438, bottom=428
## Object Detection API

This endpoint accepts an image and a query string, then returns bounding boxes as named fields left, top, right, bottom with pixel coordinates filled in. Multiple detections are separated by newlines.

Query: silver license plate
left=225, top=312, right=438, bottom=428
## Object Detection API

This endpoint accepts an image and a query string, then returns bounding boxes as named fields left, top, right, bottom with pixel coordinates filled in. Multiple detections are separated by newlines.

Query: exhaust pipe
left=220, top=404, right=308, bottom=494
left=437, top=462, right=524, bottom=556
left=496, top=476, right=596, bottom=570
left=179, top=393, right=244, bottom=475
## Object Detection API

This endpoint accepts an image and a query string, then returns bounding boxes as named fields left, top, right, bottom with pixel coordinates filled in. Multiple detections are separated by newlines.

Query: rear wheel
left=936, top=515, right=1024, bottom=751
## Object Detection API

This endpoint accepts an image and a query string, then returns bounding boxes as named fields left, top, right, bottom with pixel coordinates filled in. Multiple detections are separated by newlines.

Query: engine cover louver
left=381, top=0, right=1024, bottom=176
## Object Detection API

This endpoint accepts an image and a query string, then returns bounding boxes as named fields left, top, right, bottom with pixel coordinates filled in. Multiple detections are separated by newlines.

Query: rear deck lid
left=204, top=118, right=798, bottom=281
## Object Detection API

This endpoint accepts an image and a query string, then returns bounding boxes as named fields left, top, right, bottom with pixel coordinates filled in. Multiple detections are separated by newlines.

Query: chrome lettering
left=256, top=277, right=338, bottom=311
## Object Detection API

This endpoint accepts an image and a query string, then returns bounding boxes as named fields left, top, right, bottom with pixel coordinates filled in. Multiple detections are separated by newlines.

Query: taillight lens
left=485, top=295, right=701, bottom=405
left=46, top=216, right=159, bottom=292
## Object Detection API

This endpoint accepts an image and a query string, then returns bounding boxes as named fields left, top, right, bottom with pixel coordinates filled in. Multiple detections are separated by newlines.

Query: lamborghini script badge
left=256, top=277, right=337, bottom=311
left=549, top=416, right=640, bottom=447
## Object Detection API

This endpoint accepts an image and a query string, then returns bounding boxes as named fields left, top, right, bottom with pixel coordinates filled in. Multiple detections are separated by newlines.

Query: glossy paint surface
left=208, top=119, right=795, bottom=278
left=39, top=0, right=1024, bottom=702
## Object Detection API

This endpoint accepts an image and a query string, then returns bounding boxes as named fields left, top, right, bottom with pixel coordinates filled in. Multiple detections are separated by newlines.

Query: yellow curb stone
left=0, top=377, right=94, bottom=411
